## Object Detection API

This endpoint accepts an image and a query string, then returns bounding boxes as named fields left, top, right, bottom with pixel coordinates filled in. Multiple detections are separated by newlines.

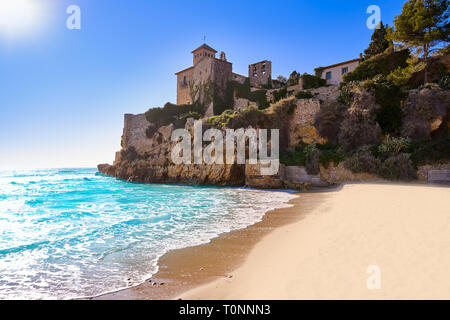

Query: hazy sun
left=0, top=0, right=41, bottom=36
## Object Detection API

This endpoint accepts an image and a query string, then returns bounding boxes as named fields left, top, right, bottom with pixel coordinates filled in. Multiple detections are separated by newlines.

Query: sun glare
left=0, top=0, right=42, bottom=36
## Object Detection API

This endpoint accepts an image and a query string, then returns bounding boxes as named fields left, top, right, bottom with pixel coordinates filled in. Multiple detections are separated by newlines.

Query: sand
left=178, top=184, right=450, bottom=300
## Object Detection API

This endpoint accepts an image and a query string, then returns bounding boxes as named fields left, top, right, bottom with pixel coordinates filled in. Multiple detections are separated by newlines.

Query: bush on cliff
left=361, top=75, right=404, bottom=135
left=378, top=153, right=417, bottom=181
left=438, top=74, right=450, bottom=90
left=295, top=91, right=314, bottom=99
left=337, top=81, right=358, bottom=105
left=249, top=89, right=270, bottom=109
left=344, top=149, right=380, bottom=174
left=281, top=142, right=344, bottom=173
left=338, top=91, right=382, bottom=150
left=314, top=100, right=348, bottom=144
left=409, top=137, right=450, bottom=166
left=207, top=97, right=297, bottom=130
left=145, top=102, right=204, bottom=128
left=343, top=48, right=410, bottom=83
left=272, top=87, right=287, bottom=103
left=233, top=79, right=251, bottom=99
left=301, top=73, right=327, bottom=90
left=213, top=82, right=235, bottom=116
left=378, top=136, right=412, bottom=159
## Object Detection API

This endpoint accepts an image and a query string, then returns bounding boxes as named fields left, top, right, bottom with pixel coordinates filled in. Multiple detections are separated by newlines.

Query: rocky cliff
left=98, top=93, right=328, bottom=188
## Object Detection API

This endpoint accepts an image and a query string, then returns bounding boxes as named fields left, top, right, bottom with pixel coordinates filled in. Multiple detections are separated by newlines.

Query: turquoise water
left=0, top=168, right=296, bottom=299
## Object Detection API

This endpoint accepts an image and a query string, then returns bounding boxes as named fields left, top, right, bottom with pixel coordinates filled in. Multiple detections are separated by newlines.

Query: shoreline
left=95, top=182, right=450, bottom=300
left=93, top=187, right=334, bottom=300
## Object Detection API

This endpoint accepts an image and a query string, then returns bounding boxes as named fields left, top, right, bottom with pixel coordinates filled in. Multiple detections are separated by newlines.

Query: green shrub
left=280, top=150, right=307, bottom=167
left=249, top=89, right=269, bottom=109
left=228, top=105, right=266, bottom=129
left=213, top=82, right=235, bottom=115
left=338, top=106, right=382, bottom=151
left=145, top=102, right=204, bottom=128
left=362, top=75, right=404, bottom=135
left=378, top=136, right=412, bottom=158
left=272, top=87, right=287, bottom=103
left=314, top=100, right=348, bottom=144
left=208, top=97, right=297, bottom=131
left=288, top=71, right=301, bottom=86
left=378, top=153, right=416, bottom=181
left=317, top=143, right=346, bottom=168
left=281, top=142, right=344, bottom=173
left=343, top=48, right=410, bottom=83
left=387, top=56, right=426, bottom=88
left=233, top=79, right=251, bottom=99
left=438, top=74, right=450, bottom=90
left=337, top=81, right=357, bottom=105
left=409, top=138, right=450, bottom=166
left=301, top=73, right=327, bottom=89
left=207, top=109, right=238, bottom=128
left=295, top=91, right=314, bottom=99
left=303, top=144, right=321, bottom=174
left=344, top=150, right=380, bottom=174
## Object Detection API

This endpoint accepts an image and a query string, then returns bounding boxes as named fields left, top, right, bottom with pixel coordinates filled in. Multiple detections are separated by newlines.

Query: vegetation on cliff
left=124, top=0, right=449, bottom=185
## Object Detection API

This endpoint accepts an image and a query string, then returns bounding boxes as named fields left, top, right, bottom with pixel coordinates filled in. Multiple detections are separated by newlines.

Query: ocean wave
left=0, top=169, right=297, bottom=300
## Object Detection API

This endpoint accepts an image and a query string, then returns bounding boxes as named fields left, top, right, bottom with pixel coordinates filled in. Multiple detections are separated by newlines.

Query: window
left=326, top=72, right=332, bottom=80
left=342, top=67, right=348, bottom=75
left=181, top=76, right=187, bottom=87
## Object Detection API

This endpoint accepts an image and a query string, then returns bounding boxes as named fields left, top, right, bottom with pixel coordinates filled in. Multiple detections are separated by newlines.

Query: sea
left=0, top=168, right=297, bottom=299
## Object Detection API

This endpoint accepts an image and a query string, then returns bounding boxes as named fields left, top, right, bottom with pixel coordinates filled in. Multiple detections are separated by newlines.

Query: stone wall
left=319, top=163, right=382, bottom=184
left=417, top=163, right=450, bottom=182
left=287, top=98, right=326, bottom=148
left=122, top=113, right=153, bottom=154
left=233, top=97, right=252, bottom=111
left=176, top=68, right=194, bottom=105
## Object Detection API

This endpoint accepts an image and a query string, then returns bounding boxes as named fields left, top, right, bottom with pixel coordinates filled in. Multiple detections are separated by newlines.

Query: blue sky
left=0, top=0, right=405, bottom=169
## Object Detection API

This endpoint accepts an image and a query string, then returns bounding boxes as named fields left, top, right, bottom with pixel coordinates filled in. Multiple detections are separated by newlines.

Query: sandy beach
left=95, top=183, right=450, bottom=300
left=178, top=183, right=450, bottom=300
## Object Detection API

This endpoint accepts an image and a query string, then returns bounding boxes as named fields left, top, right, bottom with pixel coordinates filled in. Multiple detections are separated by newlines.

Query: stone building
left=317, top=57, right=361, bottom=86
left=175, top=44, right=274, bottom=115
left=248, top=60, right=272, bottom=87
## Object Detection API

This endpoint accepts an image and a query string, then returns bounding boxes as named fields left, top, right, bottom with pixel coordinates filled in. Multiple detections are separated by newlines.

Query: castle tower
left=192, top=43, right=218, bottom=65
left=249, top=60, right=272, bottom=87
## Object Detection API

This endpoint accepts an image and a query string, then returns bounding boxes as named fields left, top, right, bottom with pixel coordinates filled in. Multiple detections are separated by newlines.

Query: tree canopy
left=364, top=22, right=393, bottom=59
left=392, top=0, right=449, bottom=58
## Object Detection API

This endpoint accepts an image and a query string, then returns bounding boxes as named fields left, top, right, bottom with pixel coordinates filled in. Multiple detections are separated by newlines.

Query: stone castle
left=175, top=44, right=274, bottom=116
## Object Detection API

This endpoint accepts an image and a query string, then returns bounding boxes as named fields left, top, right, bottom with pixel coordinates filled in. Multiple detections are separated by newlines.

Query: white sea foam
left=0, top=169, right=297, bottom=300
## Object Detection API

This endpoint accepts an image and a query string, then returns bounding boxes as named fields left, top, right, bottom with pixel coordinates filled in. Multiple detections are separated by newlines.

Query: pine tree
left=392, top=0, right=449, bottom=84
left=364, top=22, right=393, bottom=59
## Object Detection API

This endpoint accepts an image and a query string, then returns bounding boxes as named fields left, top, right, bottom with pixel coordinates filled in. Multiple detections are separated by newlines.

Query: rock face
left=99, top=93, right=331, bottom=188
left=288, top=98, right=327, bottom=147
left=402, top=85, right=450, bottom=140
left=98, top=162, right=245, bottom=186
